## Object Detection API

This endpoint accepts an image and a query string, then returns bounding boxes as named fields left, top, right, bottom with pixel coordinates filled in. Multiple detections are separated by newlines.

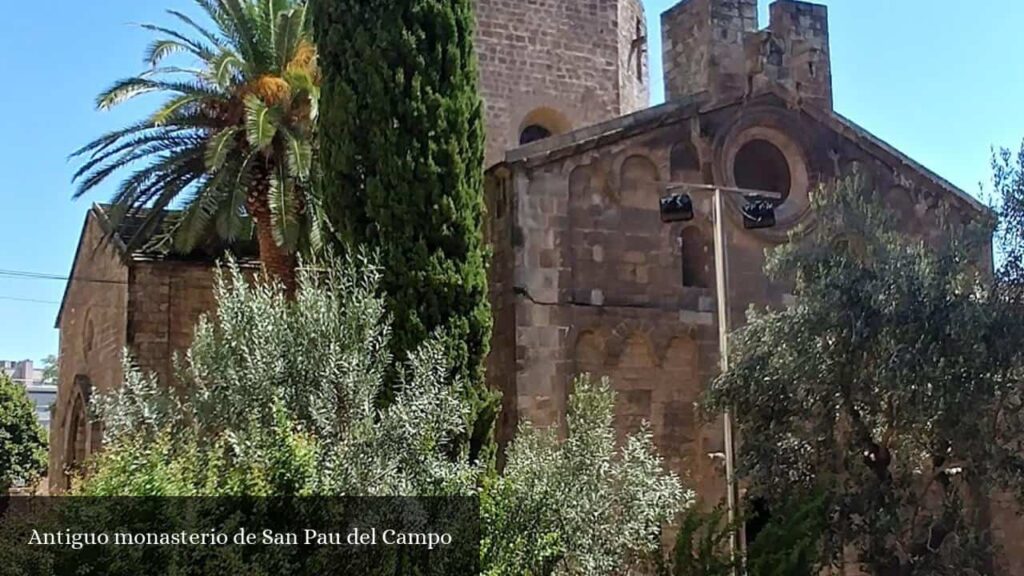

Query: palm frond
left=141, top=66, right=207, bottom=79
left=166, top=9, right=226, bottom=50
left=76, top=139, right=204, bottom=200
left=144, top=39, right=199, bottom=67
left=96, top=77, right=221, bottom=110
left=110, top=146, right=206, bottom=214
left=243, top=94, right=278, bottom=150
left=150, top=93, right=207, bottom=126
left=268, top=164, right=300, bottom=251
left=215, top=152, right=256, bottom=241
left=208, top=49, right=244, bottom=87
left=73, top=131, right=199, bottom=186
left=280, top=127, right=311, bottom=180
left=171, top=179, right=223, bottom=252
left=137, top=23, right=216, bottom=61
left=275, top=8, right=305, bottom=72
left=124, top=167, right=205, bottom=251
left=70, top=119, right=175, bottom=158
left=221, top=0, right=267, bottom=71
left=205, top=127, right=240, bottom=171
left=302, top=183, right=330, bottom=255
left=193, top=0, right=244, bottom=55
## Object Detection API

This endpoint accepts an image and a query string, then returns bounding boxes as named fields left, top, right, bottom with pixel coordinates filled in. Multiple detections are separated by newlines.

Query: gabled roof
left=498, top=85, right=990, bottom=216
left=90, top=203, right=259, bottom=262
left=54, top=204, right=258, bottom=328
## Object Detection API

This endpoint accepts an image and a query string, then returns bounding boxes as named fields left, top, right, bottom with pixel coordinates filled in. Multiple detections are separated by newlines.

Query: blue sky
left=1, top=0, right=1023, bottom=364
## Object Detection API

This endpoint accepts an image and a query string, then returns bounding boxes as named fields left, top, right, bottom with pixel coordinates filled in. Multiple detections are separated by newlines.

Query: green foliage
left=706, top=176, right=1024, bottom=574
left=312, top=0, right=495, bottom=460
left=664, top=492, right=825, bottom=576
left=84, top=253, right=476, bottom=497
left=72, top=0, right=324, bottom=279
left=40, top=355, right=58, bottom=386
left=745, top=491, right=828, bottom=576
left=665, top=505, right=734, bottom=576
left=993, top=140, right=1024, bottom=286
left=481, top=375, right=687, bottom=576
left=79, top=260, right=685, bottom=575
left=0, top=373, right=47, bottom=492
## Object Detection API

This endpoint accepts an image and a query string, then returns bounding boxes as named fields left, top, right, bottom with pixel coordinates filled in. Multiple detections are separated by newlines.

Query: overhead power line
left=0, top=268, right=128, bottom=286
left=0, top=295, right=61, bottom=305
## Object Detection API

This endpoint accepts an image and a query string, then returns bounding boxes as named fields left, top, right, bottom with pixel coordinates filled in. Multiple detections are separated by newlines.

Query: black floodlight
left=742, top=197, right=777, bottom=229
left=660, top=193, right=694, bottom=223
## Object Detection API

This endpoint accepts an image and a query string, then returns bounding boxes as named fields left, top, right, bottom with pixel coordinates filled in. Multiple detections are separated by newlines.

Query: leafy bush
left=86, top=254, right=475, bottom=497
left=0, top=373, right=47, bottom=492
left=481, top=375, right=687, bottom=576
left=79, top=257, right=686, bottom=575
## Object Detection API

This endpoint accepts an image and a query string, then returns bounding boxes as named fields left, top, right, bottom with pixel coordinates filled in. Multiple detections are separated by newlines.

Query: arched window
left=517, top=107, right=571, bottom=147
left=63, top=375, right=93, bottom=482
left=519, top=124, right=553, bottom=145
left=681, top=226, right=710, bottom=288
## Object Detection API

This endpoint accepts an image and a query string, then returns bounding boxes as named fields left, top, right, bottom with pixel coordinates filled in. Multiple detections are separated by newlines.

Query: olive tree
left=707, top=178, right=1024, bottom=575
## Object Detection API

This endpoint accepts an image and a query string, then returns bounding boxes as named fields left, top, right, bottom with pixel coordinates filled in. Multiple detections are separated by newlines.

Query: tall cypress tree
left=313, top=0, right=496, bottom=460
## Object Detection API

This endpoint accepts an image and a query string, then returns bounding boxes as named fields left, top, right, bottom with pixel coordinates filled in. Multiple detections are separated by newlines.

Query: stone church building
left=50, top=0, right=1023, bottom=572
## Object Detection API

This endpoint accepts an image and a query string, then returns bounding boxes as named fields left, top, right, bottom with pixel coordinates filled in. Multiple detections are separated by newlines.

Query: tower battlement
left=662, top=0, right=832, bottom=108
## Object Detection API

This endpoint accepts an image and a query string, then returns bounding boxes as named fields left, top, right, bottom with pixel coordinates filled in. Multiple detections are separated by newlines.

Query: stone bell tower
left=475, top=0, right=651, bottom=165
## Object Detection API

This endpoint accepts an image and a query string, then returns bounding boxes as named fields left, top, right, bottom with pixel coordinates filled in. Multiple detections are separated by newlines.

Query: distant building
left=1, top=359, right=56, bottom=435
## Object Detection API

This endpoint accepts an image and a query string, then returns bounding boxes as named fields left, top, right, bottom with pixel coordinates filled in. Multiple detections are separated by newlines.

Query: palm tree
left=72, top=0, right=320, bottom=293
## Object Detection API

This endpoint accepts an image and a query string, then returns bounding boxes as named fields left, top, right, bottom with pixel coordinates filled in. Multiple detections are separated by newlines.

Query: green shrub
left=482, top=375, right=687, bottom=576
left=0, top=373, right=47, bottom=493
left=77, top=258, right=686, bottom=575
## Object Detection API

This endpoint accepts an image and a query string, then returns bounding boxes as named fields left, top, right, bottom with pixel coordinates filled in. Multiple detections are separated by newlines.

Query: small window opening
left=733, top=139, right=792, bottom=200
left=520, top=124, right=553, bottom=145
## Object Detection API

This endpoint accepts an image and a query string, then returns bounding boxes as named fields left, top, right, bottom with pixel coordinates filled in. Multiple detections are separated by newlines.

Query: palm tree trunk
left=247, top=167, right=297, bottom=297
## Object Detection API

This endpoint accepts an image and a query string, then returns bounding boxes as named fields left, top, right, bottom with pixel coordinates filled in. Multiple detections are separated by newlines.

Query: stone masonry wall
left=127, top=261, right=219, bottom=387
left=475, top=0, right=649, bottom=166
left=618, top=0, right=651, bottom=115
left=662, top=0, right=758, bottom=102
left=485, top=168, right=519, bottom=453
left=492, top=93, right=995, bottom=515
left=50, top=212, right=129, bottom=492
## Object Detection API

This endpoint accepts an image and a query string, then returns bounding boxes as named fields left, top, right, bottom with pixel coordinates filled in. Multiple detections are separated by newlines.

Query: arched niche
left=569, top=164, right=595, bottom=208
left=619, top=155, right=661, bottom=210
left=519, top=107, right=572, bottom=146
left=662, top=336, right=698, bottom=373
left=670, top=141, right=702, bottom=184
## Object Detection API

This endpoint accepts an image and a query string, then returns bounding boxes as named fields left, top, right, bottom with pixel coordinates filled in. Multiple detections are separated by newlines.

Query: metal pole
left=713, top=188, right=742, bottom=574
